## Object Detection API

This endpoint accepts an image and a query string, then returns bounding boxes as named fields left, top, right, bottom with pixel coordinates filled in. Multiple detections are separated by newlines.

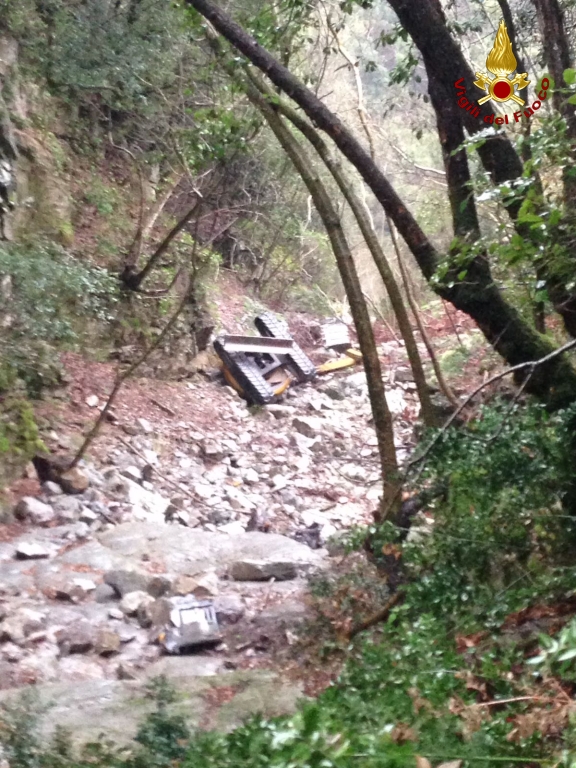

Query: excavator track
left=254, top=312, right=317, bottom=382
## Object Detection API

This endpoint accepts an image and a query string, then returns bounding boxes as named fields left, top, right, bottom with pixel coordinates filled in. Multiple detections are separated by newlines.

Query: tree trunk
left=284, top=31, right=436, bottom=426
left=387, top=0, right=576, bottom=338
left=531, top=0, right=574, bottom=121
left=496, top=0, right=529, bottom=79
left=121, top=199, right=201, bottom=290
left=246, top=72, right=435, bottom=426
left=530, top=0, right=576, bottom=331
left=390, top=219, right=459, bottom=410
left=243, top=83, right=400, bottom=520
left=384, top=0, right=525, bottom=196
left=186, top=0, right=576, bottom=408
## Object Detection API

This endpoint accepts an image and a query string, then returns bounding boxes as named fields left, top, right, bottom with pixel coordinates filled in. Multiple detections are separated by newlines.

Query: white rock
left=300, top=509, right=326, bottom=527
left=120, top=591, right=154, bottom=616
left=243, top=468, right=259, bottom=485
left=121, top=466, right=142, bottom=482
left=218, top=520, right=246, bottom=535
left=271, top=475, right=289, bottom=491
left=320, top=523, right=338, bottom=543
left=233, top=455, right=251, bottom=469
left=14, top=497, right=55, bottom=526
left=292, top=416, right=325, bottom=439
left=79, top=507, right=98, bottom=524
left=201, top=438, right=225, bottom=460
left=42, top=481, right=62, bottom=496
left=136, top=418, right=153, bottom=434
left=142, top=449, right=158, bottom=466
left=74, top=522, right=91, bottom=539
left=266, top=405, right=296, bottom=419
left=204, top=465, right=228, bottom=484
left=344, top=372, right=368, bottom=394
left=126, top=478, right=169, bottom=518
left=194, top=482, right=215, bottom=500
left=72, top=578, right=97, bottom=592
left=293, top=456, right=311, bottom=473
left=205, top=496, right=225, bottom=508
left=179, top=571, right=219, bottom=597
left=86, top=395, right=99, bottom=407
left=2, top=642, right=24, bottom=662
left=386, top=389, right=407, bottom=415
left=340, top=463, right=369, bottom=483
left=15, top=541, right=51, bottom=559
left=290, top=432, right=314, bottom=454
left=225, top=486, right=254, bottom=511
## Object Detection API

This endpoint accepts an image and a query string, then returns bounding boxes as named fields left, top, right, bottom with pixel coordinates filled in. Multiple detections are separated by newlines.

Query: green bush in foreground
left=0, top=240, right=117, bottom=397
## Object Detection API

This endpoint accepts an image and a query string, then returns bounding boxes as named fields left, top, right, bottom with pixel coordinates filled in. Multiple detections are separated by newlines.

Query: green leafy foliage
left=0, top=240, right=117, bottom=396
left=0, top=397, right=45, bottom=490
left=400, top=402, right=576, bottom=628
left=7, top=0, right=186, bottom=115
left=528, top=617, right=576, bottom=677
left=0, top=397, right=44, bottom=458
left=84, top=178, right=120, bottom=217
left=132, top=677, right=192, bottom=768
left=0, top=690, right=45, bottom=768
left=0, top=240, right=117, bottom=344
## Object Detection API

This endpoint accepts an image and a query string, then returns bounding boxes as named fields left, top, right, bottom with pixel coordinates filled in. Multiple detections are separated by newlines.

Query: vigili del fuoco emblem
left=473, top=20, right=530, bottom=106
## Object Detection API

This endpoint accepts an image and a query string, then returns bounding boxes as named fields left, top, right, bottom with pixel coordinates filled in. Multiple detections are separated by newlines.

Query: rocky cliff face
left=0, top=34, right=73, bottom=243
left=0, top=35, right=18, bottom=240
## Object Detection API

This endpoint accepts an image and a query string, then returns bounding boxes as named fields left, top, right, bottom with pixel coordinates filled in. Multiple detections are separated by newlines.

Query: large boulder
left=90, top=522, right=326, bottom=578
left=0, top=670, right=304, bottom=745
left=56, top=621, right=95, bottom=654
left=15, top=541, right=51, bottom=560
left=104, top=569, right=149, bottom=598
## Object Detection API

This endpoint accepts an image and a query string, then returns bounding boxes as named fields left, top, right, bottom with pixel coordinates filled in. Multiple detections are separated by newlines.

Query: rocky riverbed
left=0, top=348, right=422, bottom=738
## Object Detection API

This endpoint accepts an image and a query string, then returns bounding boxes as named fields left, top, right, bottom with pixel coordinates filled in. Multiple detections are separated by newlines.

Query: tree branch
left=67, top=283, right=194, bottom=469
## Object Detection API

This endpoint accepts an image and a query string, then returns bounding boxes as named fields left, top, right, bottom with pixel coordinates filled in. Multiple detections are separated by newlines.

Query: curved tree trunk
left=245, top=72, right=435, bottom=427
left=389, top=218, right=459, bottom=410
left=384, top=0, right=525, bottom=193
left=243, top=82, right=400, bottom=520
left=121, top=199, right=201, bottom=290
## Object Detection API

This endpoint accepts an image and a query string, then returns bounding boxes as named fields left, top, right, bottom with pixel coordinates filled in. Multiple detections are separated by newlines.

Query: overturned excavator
left=213, top=312, right=361, bottom=405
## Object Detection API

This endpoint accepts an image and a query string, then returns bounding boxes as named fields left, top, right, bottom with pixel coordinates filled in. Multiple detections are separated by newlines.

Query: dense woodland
left=3, top=0, right=576, bottom=766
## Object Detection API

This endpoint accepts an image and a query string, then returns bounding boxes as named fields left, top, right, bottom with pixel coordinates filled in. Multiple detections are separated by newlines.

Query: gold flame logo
left=474, top=20, right=530, bottom=106
left=486, top=20, right=517, bottom=77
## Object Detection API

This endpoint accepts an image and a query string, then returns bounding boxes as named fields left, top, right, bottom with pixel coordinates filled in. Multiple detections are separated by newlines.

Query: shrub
left=0, top=396, right=46, bottom=491
left=0, top=240, right=117, bottom=343
left=0, top=240, right=117, bottom=396
left=391, top=401, right=576, bottom=628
